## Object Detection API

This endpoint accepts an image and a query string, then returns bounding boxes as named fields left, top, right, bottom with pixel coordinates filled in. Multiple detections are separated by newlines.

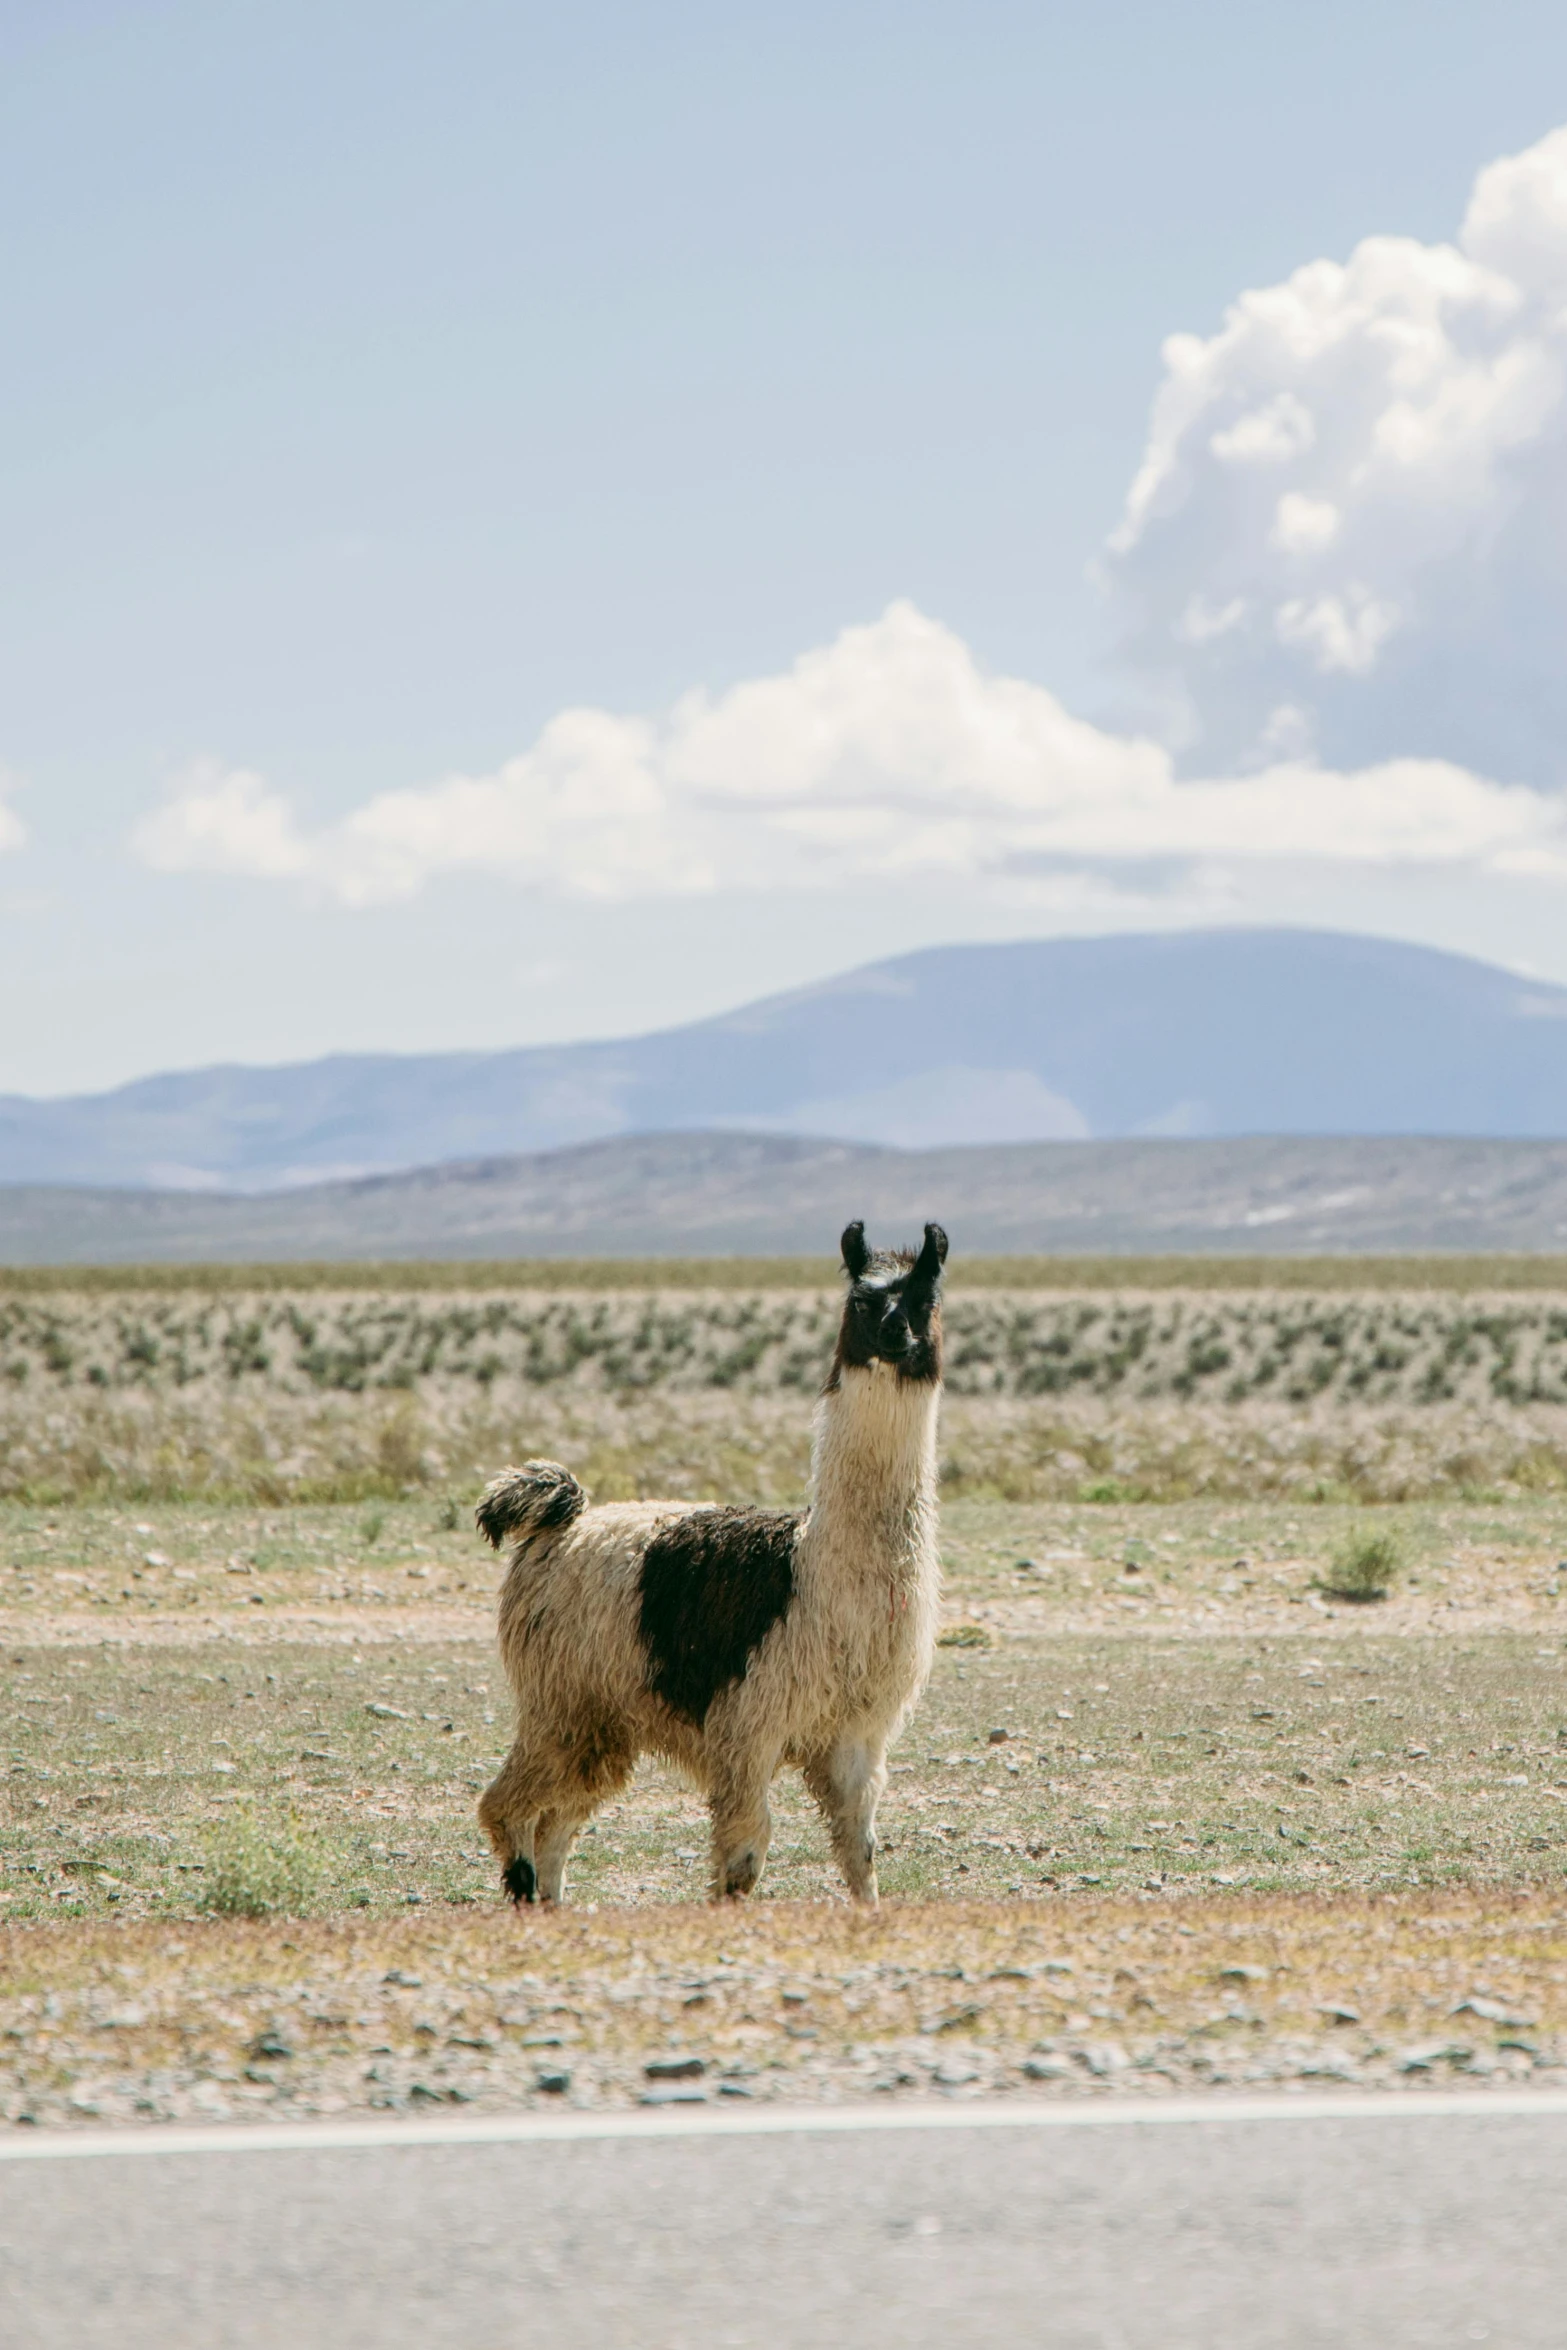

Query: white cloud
left=134, top=762, right=310, bottom=880
left=1107, top=122, right=1567, bottom=784
left=1270, top=493, right=1341, bottom=555
left=128, top=602, right=1567, bottom=906
left=1274, top=586, right=1399, bottom=675
left=1209, top=391, right=1317, bottom=465
left=0, top=768, right=27, bottom=856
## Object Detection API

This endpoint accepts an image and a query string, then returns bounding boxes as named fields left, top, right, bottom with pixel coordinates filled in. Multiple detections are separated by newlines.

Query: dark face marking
left=638, top=1507, right=799, bottom=1726
left=827, top=1220, right=948, bottom=1389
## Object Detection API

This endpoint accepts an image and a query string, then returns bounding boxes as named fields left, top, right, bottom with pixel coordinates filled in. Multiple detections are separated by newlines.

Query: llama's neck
left=807, top=1363, right=940, bottom=1581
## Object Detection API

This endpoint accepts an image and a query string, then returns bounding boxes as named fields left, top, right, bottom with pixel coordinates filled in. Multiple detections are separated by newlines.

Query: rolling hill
left=6, top=1131, right=1567, bottom=1263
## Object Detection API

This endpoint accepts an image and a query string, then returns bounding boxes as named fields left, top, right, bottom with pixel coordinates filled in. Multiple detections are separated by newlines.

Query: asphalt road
left=4, top=2094, right=1566, bottom=2349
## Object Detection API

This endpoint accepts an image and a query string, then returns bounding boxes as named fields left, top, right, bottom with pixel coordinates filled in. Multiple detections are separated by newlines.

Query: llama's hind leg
left=803, top=1737, right=888, bottom=1903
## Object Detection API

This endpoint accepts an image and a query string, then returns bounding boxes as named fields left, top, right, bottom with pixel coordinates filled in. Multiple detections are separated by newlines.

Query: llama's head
left=829, top=1219, right=948, bottom=1386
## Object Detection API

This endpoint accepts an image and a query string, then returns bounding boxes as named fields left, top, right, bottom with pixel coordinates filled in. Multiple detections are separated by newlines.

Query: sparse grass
left=1321, top=1528, right=1402, bottom=1603
left=4, top=1602, right=1565, bottom=1922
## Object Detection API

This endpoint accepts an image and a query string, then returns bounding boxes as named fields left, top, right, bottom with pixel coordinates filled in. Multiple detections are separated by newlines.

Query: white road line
left=4, top=2089, right=1567, bottom=2164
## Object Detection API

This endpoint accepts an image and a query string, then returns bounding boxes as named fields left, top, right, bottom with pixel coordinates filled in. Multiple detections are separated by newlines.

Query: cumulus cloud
left=0, top=769, right=26, bottom=856
left=129, top=602, right=1567, bottom=906
left=129, top=126, right=1567, bottom=924
left=1107, top=122, right=1567, bottom=784
left=134, top=762, right=310, bottom=880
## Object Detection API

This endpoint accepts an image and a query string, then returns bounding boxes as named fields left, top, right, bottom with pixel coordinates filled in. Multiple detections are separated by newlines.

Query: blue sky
left=6, top=1, right=1567, bottom=1094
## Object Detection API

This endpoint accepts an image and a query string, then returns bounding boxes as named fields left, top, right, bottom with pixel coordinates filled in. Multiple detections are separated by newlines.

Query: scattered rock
left=1398, top=2043, right=1473, bottom=2073
left=365, top=1703, right=408, bottom=1720
left=1454, top=1997, right=1537, bottom=2028
left=925, top=2004, right=982, bottom=2036
left=645, top=2056, right=706, bottom=2081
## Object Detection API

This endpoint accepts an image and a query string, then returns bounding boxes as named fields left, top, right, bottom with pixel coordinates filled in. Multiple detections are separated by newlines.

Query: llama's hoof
left=720, top=1852, right=761, bottom=1899
left=503, top=1855, right=538, bottom=1906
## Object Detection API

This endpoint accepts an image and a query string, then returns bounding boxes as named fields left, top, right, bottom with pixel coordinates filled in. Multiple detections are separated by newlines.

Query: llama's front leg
left=707, top=1758, right=777, bottom=1900
left=804, top=1738, right=888, bottom=1902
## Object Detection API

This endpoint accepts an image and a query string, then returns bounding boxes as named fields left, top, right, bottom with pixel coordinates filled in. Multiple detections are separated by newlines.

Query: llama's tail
left=475, top=1460, right=587, bottom=1548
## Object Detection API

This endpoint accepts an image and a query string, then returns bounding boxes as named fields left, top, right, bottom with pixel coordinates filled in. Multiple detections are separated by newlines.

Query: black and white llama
left=475, top=1219, right=948, bottom=1904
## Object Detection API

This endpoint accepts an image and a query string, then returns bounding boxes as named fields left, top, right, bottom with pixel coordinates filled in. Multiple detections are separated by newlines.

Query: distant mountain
left=5, top=929, right=1567, bottom=1193
left=7, top=1131, right=1567, bottom=1263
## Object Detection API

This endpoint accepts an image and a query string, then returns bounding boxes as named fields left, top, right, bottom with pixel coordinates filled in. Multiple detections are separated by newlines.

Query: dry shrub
left=1318, top=1527, right=1402, bottom=1602
left=199, top=1807, right=320, bottom=1919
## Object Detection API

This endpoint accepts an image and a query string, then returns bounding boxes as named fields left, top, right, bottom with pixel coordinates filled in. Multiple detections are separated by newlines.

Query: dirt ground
left=4, top=1493, right=1566, bottom=2128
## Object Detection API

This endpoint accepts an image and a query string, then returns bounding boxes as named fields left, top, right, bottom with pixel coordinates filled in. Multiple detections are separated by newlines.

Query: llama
left=474, top=1219, right=948, bottom=1905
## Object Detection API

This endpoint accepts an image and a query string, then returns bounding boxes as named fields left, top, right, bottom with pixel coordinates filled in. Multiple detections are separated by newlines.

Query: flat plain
left=3, top=1268, right=1567, bottom=2130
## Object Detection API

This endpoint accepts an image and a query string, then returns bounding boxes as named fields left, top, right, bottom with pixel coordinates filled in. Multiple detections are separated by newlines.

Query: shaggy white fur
left=476, top=1223, right=946, bottom=1905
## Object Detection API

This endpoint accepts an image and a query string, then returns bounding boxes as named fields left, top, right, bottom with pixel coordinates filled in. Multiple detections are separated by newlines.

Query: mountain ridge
left=5, top=928, right=1567, bottom=1192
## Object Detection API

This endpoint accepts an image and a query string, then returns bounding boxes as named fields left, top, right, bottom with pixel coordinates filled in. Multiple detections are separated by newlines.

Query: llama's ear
left=907, top=1222, right=948, bottom=1294
left=840, top=1220, right=871, bottom=1279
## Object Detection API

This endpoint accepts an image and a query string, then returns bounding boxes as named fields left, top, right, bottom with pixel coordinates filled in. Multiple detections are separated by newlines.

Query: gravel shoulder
left=4, top=1890, right=1565, bottom=2132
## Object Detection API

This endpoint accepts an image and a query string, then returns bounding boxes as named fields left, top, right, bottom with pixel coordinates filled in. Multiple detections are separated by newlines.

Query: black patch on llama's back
left=638, top=1508, right=799, bottom=1726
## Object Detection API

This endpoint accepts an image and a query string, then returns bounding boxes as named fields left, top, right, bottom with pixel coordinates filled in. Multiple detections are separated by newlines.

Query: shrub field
left=7, top=1278, right=1567, bottom=1504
